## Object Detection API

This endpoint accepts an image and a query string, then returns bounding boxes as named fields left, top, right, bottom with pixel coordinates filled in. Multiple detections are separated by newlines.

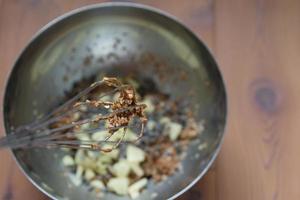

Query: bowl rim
left=2, top=2, right=228, bottom=200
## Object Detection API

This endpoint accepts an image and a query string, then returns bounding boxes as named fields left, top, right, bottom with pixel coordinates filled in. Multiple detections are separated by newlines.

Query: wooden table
left=1, top=0, right=299, bottom=199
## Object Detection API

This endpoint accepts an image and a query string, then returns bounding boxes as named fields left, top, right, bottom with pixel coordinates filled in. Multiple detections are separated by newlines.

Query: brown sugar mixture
left=143, top=136, right=179, bottom=182
left=61, top=75, right=204, bottom=198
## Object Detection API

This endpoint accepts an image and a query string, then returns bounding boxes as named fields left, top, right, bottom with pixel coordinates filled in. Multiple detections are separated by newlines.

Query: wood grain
left=214, top=0, right=300, bottom=199
left=0, top=0, right=300, bottom=199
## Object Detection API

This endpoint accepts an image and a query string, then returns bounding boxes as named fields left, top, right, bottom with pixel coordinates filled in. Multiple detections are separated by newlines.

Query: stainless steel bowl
left=3, top=3, right=227, bottom=200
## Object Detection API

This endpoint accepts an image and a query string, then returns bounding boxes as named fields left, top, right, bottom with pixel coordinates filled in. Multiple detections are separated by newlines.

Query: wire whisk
left=0, top=77, right=147, bottom=152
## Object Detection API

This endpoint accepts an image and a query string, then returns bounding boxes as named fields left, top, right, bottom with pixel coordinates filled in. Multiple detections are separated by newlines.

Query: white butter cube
left=84, top=169, right=96, bottom=181
left=111, top=160, right=131, bottom=177
left=90, top=180, right=105, bottom=189
left=107, top=177, right=129, bottom=195
left=129, top=162, right=144, bottom=177
left=167, top=122, right=182, bottom=141
left=62, top=155, right=75, bottom=166
left=126, top=145, right=145, bottom=163
left=128, top=178, right=148, bottom=199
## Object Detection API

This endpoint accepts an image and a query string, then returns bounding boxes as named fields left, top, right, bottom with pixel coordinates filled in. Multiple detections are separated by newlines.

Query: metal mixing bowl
left=3, top=3, right=226, bottom=200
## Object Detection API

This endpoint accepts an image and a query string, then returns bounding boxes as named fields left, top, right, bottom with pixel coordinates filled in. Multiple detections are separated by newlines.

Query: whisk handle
left=0, top=131, right=36, bottom=149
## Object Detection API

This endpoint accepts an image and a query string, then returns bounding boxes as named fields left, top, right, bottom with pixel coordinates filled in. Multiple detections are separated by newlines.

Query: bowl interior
left=3, top=4, right=226, bottom=200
